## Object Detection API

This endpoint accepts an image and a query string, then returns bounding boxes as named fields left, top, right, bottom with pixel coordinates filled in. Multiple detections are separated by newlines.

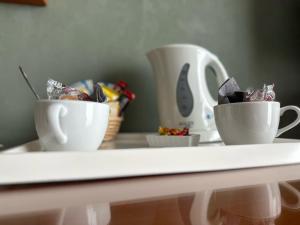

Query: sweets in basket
left=99, top=81, right=136, bottom=141
left=47, top=79, right=136, bottom=141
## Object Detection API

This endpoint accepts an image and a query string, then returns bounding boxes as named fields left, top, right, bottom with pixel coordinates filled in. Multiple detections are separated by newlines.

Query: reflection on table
left=1, top=180, right=300, bottom=225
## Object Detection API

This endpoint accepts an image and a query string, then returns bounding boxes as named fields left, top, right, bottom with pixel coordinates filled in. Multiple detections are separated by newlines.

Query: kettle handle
left=201, top=52, right=229, bottom=106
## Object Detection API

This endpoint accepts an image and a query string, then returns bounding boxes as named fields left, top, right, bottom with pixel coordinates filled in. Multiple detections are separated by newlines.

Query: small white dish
left=146, top=134, right=200, bottom=147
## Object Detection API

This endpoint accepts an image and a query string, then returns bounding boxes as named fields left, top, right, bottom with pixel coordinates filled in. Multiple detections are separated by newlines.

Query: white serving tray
left=1, top=133, right=300, bottom=185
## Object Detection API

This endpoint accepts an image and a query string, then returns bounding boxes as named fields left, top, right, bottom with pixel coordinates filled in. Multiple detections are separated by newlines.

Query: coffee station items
left=94, top=81, right=136, bottom=141
left=147, top=44, right=229, bottom=142
left=159, top=127, right=189, bottom=136
left=218, top=77, right=275, bottom=104
left=146, top=127, right=199, bottom=147
left=18, top=64, right=136, bottom=150
left=46, top=79, right=136, bottom=142
left=46, top=79, right=136, bottom=116
left=97, top=81, right=136, bottom=116
left=47, top=79, right=106, bottom=102
left=214, top=78, right=300, bottom=145
left=18, top=67, right=109, bottom=151
left=47, top=79, right=94, bottom=101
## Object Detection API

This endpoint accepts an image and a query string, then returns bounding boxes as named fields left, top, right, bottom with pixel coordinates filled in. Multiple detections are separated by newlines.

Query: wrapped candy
left=218, top=78, right=276, bottom=104
left=218, top=78, right=243, bottom=104
left=98, top=82, right=120, bottom=101
left=119, top=89, right=136, bottom=114
left=246, top=84, right=275, bottom=102
left=113, top=80, right=128, bottom=92
left=70, top=80, right=94, bottom=96
left=94, top=83, right=107, bottom=103
left=47, top=79, right=64, bottom=99
left=159, top=127, right=189, bottom=136
left=47, top=79, right=104, bottom=102
left=47, top=79, right=134, bottom=114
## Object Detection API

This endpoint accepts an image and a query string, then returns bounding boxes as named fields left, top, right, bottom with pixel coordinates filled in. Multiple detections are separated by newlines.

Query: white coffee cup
left=34, top=100, right=109, bottom=151
left=214, top=101, right=300, bottom=145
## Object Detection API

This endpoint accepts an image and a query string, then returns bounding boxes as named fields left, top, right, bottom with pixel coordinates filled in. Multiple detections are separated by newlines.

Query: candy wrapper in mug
left=218, top=78, right=276, bottom=104
left=246, top=84, right=275, bottom=102
left=47, top=79, right=106, bottom=102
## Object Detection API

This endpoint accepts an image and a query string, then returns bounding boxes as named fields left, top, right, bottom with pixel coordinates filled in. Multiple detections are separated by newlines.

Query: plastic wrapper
left=159, top=127, right=189, bottom=136
left=218, top=78, right=241, bottom=104
left=94, top=83, right=107, bottom=103
left=70, top=80, right=94, bottom=96
left=246, top=84, right=275, bottom=102
left=96, top=81, right=136, bottom=115
left=119, top=89, right=136, bottom=114
left=47, top=79, right=64, bottom=100
left=114, top=80, right=128, bottom=92
left=47, top=79, right=134, bottom=115
left=218, top=78, right=275, bottom=104
left=98, top=83, right=120, bottom=101
left=47, top=79, right=102, bottom=102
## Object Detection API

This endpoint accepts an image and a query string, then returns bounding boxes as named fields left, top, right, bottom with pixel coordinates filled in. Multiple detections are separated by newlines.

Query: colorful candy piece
left=98, top=83, right=120, bottom=101
left=246, top=84, right=275, bottom=102
left=218, top=78, right=276, bottom=104
left=119, top=89, right=136, bottom=114
left=159, top=127, right=189, bottom=136
left=47, top=78, right=64, bottom=100
left=95, top=83, right=107, bottom=103
left=71, top=80, right=94, bottom=96
left=47, top=79, right=95, bottom=102
left=114, top=80, right=128, bottom=92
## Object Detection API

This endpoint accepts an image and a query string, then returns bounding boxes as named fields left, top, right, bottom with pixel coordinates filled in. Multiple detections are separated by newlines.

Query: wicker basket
left=104, top=116, right=123, bottom=141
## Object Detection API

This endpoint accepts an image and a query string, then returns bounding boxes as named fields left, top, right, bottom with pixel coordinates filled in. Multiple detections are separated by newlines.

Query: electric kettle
left=147, top=44, right=228, bottom=141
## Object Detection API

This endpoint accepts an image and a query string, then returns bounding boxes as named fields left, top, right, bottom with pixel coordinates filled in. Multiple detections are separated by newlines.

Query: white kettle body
left=147, top=44, right=228, bottom=141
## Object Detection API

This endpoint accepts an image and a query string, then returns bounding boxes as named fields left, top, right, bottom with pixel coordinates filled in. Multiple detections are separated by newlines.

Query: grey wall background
left=1, top=0, right=300, bottom=149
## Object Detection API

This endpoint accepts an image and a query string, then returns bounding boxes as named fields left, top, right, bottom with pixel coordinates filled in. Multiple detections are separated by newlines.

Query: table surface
left=1, top=164, right=300, bottom=224
left=1, top=135, right=300, bottom=225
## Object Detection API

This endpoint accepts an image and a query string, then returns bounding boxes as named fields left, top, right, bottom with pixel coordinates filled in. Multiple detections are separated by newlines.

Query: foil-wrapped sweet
left=47, top=79, right=106, bottom=102
left=218, top=78, right=275, bottom=104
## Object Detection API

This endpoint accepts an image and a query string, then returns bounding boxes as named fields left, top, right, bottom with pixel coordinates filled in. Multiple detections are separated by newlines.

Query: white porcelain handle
left=280, top=182, right=300, bottom=209
left=47, top=104, right=68, bottom=144
left=204, top=53, right=229, bottom=106
left=276, top=105, right=300, bottom=137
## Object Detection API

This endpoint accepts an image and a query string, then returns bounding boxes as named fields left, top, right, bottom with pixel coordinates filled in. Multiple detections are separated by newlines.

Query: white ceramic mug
left=214, top=101, right=300, bottom=145
left=34, top=100, right=109, bottom=151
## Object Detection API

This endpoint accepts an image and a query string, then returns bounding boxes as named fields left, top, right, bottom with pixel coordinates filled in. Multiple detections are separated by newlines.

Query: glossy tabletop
left=1, top=163, right=300, bottom=225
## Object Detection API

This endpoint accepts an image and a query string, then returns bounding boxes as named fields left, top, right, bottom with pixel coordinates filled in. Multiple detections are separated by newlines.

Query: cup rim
left=214, top=101, right=280, bottom=109
left=36, top=99, right=109, bottom=107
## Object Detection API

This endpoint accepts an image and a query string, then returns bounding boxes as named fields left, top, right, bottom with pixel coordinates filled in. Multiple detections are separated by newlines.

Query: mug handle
left=276, top=105, right=300, bottom=137
left=280, top=182, right=300, bottom=209
left=47, top=104, right=68, bottom=144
